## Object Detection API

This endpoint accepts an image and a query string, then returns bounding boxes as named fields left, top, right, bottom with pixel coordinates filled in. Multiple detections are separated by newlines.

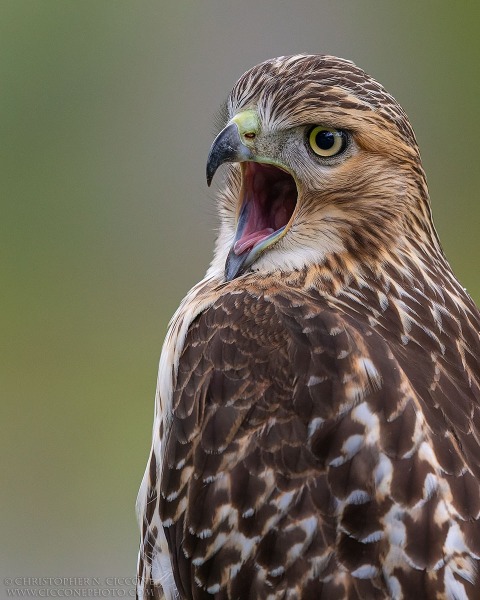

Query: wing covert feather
left=158, top=290, right=480, bottom=599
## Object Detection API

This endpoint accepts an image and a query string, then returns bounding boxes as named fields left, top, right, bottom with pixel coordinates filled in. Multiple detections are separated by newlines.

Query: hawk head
left=206, top=54, right=440, bottom=282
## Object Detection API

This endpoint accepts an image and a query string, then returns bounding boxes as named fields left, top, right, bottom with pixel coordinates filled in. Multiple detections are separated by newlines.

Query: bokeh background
left=2, top=0, right=479, bottom=594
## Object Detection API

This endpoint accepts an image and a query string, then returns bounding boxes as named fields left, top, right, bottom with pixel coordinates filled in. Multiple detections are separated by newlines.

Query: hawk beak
left=206, top=112, right=298, bottom=282
left=206, top=122, right=254, bottom=186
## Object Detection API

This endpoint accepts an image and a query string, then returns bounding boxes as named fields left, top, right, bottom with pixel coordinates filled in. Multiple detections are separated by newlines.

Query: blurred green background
left=2, top=0, right=479, bottom=591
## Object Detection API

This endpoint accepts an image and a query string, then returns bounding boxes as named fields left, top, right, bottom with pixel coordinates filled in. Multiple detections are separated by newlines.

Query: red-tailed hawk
left=136, top=55, right=480, bottom=599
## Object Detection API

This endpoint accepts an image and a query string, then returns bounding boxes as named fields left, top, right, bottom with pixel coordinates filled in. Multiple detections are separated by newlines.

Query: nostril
left=244, top=132, right=256, bottom=139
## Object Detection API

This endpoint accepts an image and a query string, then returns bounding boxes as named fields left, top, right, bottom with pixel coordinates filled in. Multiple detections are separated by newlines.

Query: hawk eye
left=308, top=126, right=346, bottom=157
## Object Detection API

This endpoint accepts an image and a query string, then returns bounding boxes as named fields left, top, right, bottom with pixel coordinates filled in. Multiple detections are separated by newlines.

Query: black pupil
left=316, top=130, right=335, bottom=150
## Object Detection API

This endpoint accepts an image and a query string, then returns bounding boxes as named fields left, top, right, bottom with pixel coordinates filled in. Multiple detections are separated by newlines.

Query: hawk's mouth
left=225, top=162, right=298, bottom=280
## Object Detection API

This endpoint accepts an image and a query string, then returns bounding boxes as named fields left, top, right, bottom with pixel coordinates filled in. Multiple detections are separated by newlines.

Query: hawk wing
left=159, top=288, right=480, bottom=599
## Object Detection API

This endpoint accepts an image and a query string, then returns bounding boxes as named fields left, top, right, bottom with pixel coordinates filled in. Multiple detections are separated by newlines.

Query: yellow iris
left=308, top=126, right=345, bottom=157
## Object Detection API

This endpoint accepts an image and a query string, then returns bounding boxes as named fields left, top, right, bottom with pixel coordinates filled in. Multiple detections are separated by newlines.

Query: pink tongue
left=233, top=228, right=274, bottom=255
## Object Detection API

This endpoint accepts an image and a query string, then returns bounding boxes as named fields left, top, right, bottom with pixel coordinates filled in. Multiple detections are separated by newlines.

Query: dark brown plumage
left=136, top=55, right=480, bottom=599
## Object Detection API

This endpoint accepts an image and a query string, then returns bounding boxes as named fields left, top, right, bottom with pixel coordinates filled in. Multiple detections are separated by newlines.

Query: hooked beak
left=206, top=122, right=254, bottom=186
left=206, top=113, right=298, bottom=282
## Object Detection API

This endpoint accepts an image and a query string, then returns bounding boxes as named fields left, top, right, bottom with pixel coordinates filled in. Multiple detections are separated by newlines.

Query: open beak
left=206, top=115, right=298, bottom=281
